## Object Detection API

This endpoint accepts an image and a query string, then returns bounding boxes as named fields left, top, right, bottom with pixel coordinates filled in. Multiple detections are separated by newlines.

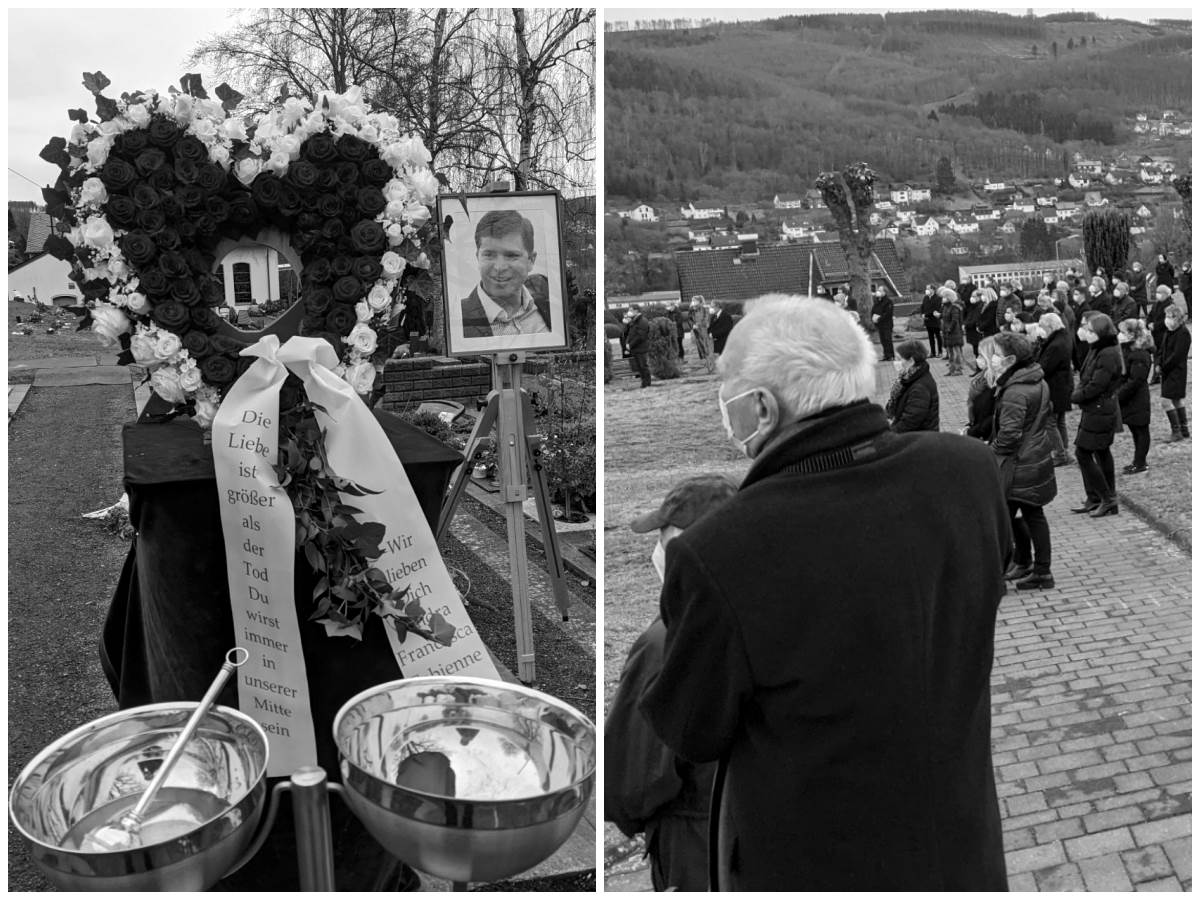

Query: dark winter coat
left=1159, top=325, right=1191, bottom=401
left=1036, top=327, right=1075, bottom=414
left=641, top=401, right=1010, bottom=891
left=709, top=310, right=734, bottom=354
left=1148, top=298, right=1174, bottom=339
left=1088, top=291, right=1113, bottom=320
left=963, top=299, right=982, bottom=331
left=1111, top=295, right=1139, bottom=327
left=1180, top=269, right=1191, bottom=307
left=887, top=363, right=940, bottom=433
left=871, top=294, right=894, bottom=330
left=942, top=299, right=964, bottom=346
left=1071, top=335, right=1123, bottom=451
left=921, top=291, right=941, bottom=328
left=977, top=299, right=1000, bottom=337
left=626, top=314, right=651, bottom=355
left=966, top=371, right=996, bottom=442
left=1156, top=259, right=1176, bottom=290
left=991, top=363, right=1057, bottom=507
left=1117, top=344, right=1152, bottom=427
left=1127, top=269, right=1148, bottom=306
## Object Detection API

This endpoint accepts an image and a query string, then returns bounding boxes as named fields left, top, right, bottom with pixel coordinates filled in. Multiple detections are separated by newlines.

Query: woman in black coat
left=987, top=332, right=1057, bottom=590
left=920, top=285, right=943, bottom=358
left=963, top=291, right=983, bottom=368
left=1071, top=312, right=1124, bottom=517
left=1155, top=252, right=1175, bottom=290
left=1116, top=319, right=1153, bottom=473
left=1159, top=306, right=1191, bottom=442
left=886, top=341, right=940, bottom=433
left=1033, top=312, right=1074, bottom=466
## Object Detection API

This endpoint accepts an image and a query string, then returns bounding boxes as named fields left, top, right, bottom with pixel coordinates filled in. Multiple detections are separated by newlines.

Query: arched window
left=231, top=262, right=252, bottom=304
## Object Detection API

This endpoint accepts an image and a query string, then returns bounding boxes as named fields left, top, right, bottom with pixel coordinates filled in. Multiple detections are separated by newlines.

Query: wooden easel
left=437, top=351, right=571, bottom=684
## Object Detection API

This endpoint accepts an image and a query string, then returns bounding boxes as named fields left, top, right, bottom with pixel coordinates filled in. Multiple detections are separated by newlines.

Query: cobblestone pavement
left=603, top=338, right=1191, bottom=891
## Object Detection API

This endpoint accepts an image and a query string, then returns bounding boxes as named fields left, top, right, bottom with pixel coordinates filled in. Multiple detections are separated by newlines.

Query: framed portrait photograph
left=438, top=190, right=571, bottom=356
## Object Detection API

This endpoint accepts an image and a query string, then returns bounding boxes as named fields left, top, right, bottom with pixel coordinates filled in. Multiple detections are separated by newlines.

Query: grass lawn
left=7, top=301, right=103, bottom=365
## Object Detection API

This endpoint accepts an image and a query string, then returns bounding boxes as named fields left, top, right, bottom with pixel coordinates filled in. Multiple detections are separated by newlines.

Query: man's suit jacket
left=459, top=274, right=551, bottom=339
left=709, top=310, right=734, bottom=354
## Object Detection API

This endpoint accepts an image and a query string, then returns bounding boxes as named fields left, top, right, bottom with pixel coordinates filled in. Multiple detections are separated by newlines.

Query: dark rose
left=202, top=279, right=225, bottom=307
left=205, top=196, right=230, bottom=223
left=310, top=240, right=336, bottom=260
left=139, top=266, right=170, bottom=297
left=316, top=169, right=339, bottom=191
left=211, top=335, right=245, bottom=357
left=304, top=258, right=333, bottom=284
left=148, top=167, right=175, bottom=192
left=121, top=231, right=158, bottom=268
left=336, top=134, right=370, bottom=163
left=338, top=185, right=358, bottom=208
left=304, top=287, right=333, bottom=316
left=177, top=221, right=198, bottom=242
left=320, top=218, right=346, bottom=241
left=147, top=117, right=181, bottom=149
left=134, top=148, right=167, bottom=177
left=331, top=275, right=363, bottom=304
left=291, top=231, right=317, bottom=254
left=287, top=159, right=319, bottom=190
left=99, top=157, right=137, bottom=192
left=170, top=278, right=202, bottom=306
left=335, top=161, right=360, bottom=186
left=181, top=330, right=213, bottom=357
left=302, top=314, right=328, bottom=333
left=325, top=305, right=358, bottom=333
left=297, top=212, right=322, bottom=231
left=356, top=186, right=386, bottom=217
left=302, top=191, right=320, bottom=212
left=159, top=251, right=189, bottom=279
left=316, top=194, right=343, bottom=218
left=277, top=184, right=303, bottom=218
left=201, top=354, right=238, bottom=386
left=176, top=135, right=208, bottom=164
left=136, top=208, right=167, bottom=235
left=195, top=163, right=226, bottom=193
left=194, top=214, right=218, bottom=238
left=151, top=300, right=189, bottom=330
left=361, top=158, right=392, bottom=186
left=302, top=132, right=338, bottom=164
left=353, top=256, right=382, bottom=283
left=132, top=182, right=161, bottom=211
left=336, top=235, right=357, bottom=255
left=155, top=227, right=181, bottom=251
left=114, top=130, right=148, bottom=157
left=174, top=157, right=200, bottom=184
left=251, top=173, right=283, bottom=209
left=177, top=185, right=205, bottom=209
left=184, top=248, right=209, bottom=275
left=350, top=219, right=386, bottom=255
left=190, top=306, right=223, bottom=333
left=227, top=193, right=258, bottom=226
left=331, top=256, right=354, bottom=278
left=106, top=194, right=137, bottom=227
left=159, top=194, right=184, bottom=222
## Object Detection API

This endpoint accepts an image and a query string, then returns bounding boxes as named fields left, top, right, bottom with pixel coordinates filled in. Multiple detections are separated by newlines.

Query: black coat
left=1036, top=328, right=1074, bottom=414
left=626, top=314, right=651, bottom=355
left=1156, top=260, right=1176, bottom=290
left=871, top=294, right=894, bottom=330
left=977, top=299, right=1000, bottom=337
left=991, top=363, right=1057, bottom=507
left=1111, top=295, right=1139, bottom=327
left=642, top=402, right=1010, bottom=891
left=942, top=300, right=964, bottom=346
left=966, top=371, right=996, bottom=441
left=1127, top=269, right=1148, bottom=305
left=888, top=364, right=940, bottom=433
left=1117, top=345, right=1152, bottom=427
left=1159, top=325, right=1191, bottom=401
left=1071, top=335, right=1123, bottom=450
left=709, top=311, right=734, bottom=354
left=920, top=292, right=941, bottom=328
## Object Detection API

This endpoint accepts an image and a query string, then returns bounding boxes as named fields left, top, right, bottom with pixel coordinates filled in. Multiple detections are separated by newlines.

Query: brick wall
left=380, top=356, right=492, bottom=412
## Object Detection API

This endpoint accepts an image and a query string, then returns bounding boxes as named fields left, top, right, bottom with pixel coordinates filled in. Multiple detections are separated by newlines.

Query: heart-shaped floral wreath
left=41, top=72, right=441, bottom=426
left=40, top=73, right=456, bottom=645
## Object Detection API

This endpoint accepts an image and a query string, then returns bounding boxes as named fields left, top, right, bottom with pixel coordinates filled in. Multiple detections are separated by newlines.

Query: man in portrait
left=459, top=210, right=552, bottom=338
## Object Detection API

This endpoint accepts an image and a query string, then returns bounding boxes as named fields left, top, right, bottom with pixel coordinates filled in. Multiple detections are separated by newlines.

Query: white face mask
left=1118, top=332, right=1133, bottom=344
left=719, top=387, right=762, bottom=457
left=1077, top=327, right=1089, bottom=342
left=1028, top=326, right=1042, bottom=341
left=1166, top=319, right=1181, bottom=331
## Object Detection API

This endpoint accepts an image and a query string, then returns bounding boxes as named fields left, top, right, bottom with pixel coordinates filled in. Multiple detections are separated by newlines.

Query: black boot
left=1165, top=408, right=1183, bottom=443
left=1090, top=498, right=1120, bottom=517
left=1015, top=571, right=1056, bottom=590
left=1179, top=408, right=1190, bottom=438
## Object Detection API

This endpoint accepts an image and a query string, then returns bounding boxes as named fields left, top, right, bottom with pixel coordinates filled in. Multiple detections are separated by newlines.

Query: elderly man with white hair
left=640, top=295, right=1012, bottom=891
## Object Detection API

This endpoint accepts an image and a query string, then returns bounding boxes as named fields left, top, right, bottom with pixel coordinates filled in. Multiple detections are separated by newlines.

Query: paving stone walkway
left=604, top=336, right=1191, bottom=891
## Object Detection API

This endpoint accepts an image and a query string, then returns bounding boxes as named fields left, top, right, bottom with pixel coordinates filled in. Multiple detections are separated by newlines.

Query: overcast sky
left=605, top=4, right=1194, bottom=25
left=7, top=8, right=239, bottom=204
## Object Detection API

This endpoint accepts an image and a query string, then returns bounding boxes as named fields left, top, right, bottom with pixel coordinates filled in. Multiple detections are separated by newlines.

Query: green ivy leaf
left=215, top=82, right=244, bottom=112
left=429, top=613, right=455, bottom=646
left=81, top=71, right=111, bottom=95
left=319, top=618, right=362, bottom=640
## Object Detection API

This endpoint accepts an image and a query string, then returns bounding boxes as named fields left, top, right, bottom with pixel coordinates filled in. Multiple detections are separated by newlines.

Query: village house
left=621, top=203, right=659, bottom=223
left=1075, top=159, right=1103, bottom=176
left=1068, top=172, right=1091, bottom=190
left=887, top=183, right=932, bottom=204
left=8, top=253, right=80, bottom=305
left=1139, top=167, right=1164, bottom=185
left=983, top=178, right=1007, bottom=192
left=680, top=202, right=724, bottom=220
left=1083, top=190, right=1107, bottom=207
left=773, top=193, right=805, bottom=210
left=1009, top=199, right=1036, bottom=214
left=913, top=216, right=940, bottom=237
left=948, top=217, right=979, bottom=235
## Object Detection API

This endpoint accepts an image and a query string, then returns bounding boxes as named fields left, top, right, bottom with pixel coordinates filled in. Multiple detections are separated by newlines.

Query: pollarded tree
left=1082, top=208, right=1132, bottom=278
left=648, top=317, right=682, bottom=379
left=815, top=162, right=878, bottom=329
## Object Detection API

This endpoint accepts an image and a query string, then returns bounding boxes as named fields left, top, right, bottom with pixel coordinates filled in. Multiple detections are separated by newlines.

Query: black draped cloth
left=100, top=409, right=462, bottom=890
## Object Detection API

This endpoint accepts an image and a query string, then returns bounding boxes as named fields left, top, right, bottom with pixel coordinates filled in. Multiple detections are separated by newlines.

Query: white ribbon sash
left=214, top=336, right=498, bottom=774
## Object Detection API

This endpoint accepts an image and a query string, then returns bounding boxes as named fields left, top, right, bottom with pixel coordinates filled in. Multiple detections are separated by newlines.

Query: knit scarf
left=886, top=361, right=925, bottom=418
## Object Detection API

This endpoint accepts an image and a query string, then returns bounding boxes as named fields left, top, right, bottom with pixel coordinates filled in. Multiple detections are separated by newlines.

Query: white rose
left=403, top=201, right=431, bottom=229
left=125, top=292, right=149, bottom=314
left=371, top=113, right=400, bottom=140
left=346, top=322, right=378, bottom=356
left=193, top=397, right=220, bottom=429
left=380, top=251, right=406, bottom=279
left=234, top=156, right=263, bottom=186
left=264, top=150, right=290, bottom=176
left=91, top=305, right=130, bottom=347
left=386, top=135, right=432, bottom=168
left=173, top=93, right=195, bottom=124
left=98, top=120, right=123, bottom=136
left=222, top=117, right=248, bottom=142
left=366, top=284, right=392, bottom=312
left=79, top=177, right=108, bottom=206
left=333, top=363, right=348, bottom=380
left=281, top=96, right=310, bottom=126
left=107, top=257, right=128, bottom=281
left=178, top=365, right=203, bottom=393
left=126, top=103, right=151, bottom=128
left=354, top=300, right=373, bottom=323
left=384, top=199, right=407, bottom=220
left=153, top=332, right=183, bottom=361
left=358, top=123, right=379, bottom=145
left=345, top=361, right=376, bottom=395
left=197, top=98, right=226, bottom=121
left=150, top=368, right=186, bottom=404
left=386, top=222, right=405, bottom=246
left=209, top=144, right=231, bottom=170
left=383, top=178, right=411, bottom=204
left=275, top=133, right=302, bottom=160
left=81, top=217, right=115, bottom=250
left=129, top=330, right=158, bottom=365
left=86, top=134, right=114, bottom=169
left=69, top=122, right=90, bottom=146
left=408, top=168, right=439, bottom=205
left=188, top=117, right=217, bottom=143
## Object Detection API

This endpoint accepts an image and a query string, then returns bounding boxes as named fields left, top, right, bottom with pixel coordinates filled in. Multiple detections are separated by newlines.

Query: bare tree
left=816, top=163, right=879, bottom=329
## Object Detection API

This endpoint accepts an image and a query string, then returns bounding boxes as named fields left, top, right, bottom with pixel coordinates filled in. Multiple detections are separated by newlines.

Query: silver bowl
left=9, top=703, right=269, bottom=891
left=334, top=677, right=595, bottom=884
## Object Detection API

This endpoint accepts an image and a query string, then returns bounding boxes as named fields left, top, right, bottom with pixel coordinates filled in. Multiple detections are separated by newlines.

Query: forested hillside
left=606, top=11, right=1191, bottom=204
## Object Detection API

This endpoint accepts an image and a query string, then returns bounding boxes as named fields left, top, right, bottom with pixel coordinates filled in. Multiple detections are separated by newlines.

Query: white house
left=949, top=218, right=979, bottom=235
left=680, top=203, right=723, bottom=220
left=217, top=244, right=282, bottom=308
left=773, top=194, right=805, bottom=210
left=914, top=217, right=940, bottom=237
left=1039, top=210, right=1059, bottom=225
left=7, top=254, right=80, bottom=305
left=780, top=222, right=814, bottom=240
left=1009, top=200, right=1036, bottom=214
left=888, top=183, right=931, bottom=204
left=1135, top=204, right=1154, bottom=220
left=983, top=179, right=1007, bottom=192
left=1068, top=172, right=1091, bottom=190
left=1083, top=191, right=1107, bottom=207
left=625, top=203, right=658, bottom=222
left=1076, top=159, right=1103, bottom=175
